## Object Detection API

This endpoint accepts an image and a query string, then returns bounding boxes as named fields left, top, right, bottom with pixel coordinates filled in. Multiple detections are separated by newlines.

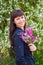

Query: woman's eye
left=21, top=16, right=24, bottom=18
left=16, top=18, right=20, bottom=20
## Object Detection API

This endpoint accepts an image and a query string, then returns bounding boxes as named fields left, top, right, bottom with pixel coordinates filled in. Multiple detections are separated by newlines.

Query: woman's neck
left=16, top=26, right=24, bottom=30
left=21, top=27, right=24, bottom=30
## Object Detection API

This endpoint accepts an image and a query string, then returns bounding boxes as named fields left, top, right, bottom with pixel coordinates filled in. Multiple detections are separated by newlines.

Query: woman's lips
left=19, top=23, right=23, bottom=25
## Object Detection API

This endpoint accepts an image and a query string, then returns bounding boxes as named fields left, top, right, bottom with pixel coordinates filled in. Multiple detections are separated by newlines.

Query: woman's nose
left=20, top=18, right=22, bottom=21
left=20, top=18, right=23, bottom=22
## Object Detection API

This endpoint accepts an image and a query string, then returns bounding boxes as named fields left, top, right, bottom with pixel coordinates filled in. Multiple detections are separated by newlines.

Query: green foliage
left=0, top=56, right=16, bottom=65
left=0, top=0, right=43, bottom=65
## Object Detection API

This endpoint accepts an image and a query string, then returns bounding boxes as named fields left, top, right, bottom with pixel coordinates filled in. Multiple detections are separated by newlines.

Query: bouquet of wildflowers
left=20, top=25, right=40, bottom=46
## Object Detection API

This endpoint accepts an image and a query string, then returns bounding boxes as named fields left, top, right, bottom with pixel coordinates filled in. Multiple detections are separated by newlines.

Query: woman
left=9, top=9, right=35, bottom=65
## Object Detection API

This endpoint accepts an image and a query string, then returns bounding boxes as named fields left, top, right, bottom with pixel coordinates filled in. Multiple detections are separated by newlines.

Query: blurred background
left=0, top=0, right=43, bottom=65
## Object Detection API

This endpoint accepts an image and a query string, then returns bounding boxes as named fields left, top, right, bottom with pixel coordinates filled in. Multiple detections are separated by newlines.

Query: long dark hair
left=9, top=9, right=26, bottom=49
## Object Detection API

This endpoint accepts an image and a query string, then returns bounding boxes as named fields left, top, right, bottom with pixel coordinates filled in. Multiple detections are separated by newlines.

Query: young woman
left=9, top=9, right=35, bottom=65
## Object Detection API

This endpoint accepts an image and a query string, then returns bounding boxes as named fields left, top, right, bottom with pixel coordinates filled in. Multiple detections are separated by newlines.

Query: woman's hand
left=29, top=43, right=37, bottom=51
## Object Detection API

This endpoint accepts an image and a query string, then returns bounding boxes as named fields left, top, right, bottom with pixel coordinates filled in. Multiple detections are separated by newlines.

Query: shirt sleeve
left=13, top=33, right=28, bottom=65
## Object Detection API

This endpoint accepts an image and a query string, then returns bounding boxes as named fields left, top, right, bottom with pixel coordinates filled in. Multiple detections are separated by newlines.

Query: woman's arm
left=13, top=34, right=28, bottom=65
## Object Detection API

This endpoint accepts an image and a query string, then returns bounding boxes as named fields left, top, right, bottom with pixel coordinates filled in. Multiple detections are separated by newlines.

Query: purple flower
left=25, top=26, right=40, bottom=42
left=27, top=28, right=33, bottom=36
left=35, top=37, right=40, bottom=40
left=20, top=25, right=40, bottom=44
left=20, top=32, right=30, bottom=43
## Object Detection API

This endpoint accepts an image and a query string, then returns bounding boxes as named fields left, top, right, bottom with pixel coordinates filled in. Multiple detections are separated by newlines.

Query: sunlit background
left=0, top=0, right=43, bottom=65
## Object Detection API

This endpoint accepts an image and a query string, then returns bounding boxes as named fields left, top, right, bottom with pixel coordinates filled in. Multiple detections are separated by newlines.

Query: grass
left=0, top=56, right=16, bottom=65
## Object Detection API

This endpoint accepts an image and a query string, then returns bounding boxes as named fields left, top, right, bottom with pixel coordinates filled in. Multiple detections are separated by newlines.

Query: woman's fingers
left=29, top=43, right=33, bottom=46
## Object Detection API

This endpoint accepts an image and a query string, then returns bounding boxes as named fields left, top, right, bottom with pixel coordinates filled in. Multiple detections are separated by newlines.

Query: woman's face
left=14, top=15, right=26, bottom=29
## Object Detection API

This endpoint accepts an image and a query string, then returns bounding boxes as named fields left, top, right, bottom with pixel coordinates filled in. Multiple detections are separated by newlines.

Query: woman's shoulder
left=13, top=29, right=23, bottom=37
left=13, top=29, right=25, bottom=43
